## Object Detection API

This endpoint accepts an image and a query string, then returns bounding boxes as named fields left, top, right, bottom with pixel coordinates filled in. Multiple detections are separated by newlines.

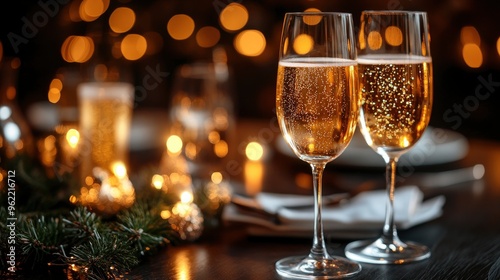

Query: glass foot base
left=275, top=255, right=361, bottom=279
left=345, top=239, right=431, bottom=264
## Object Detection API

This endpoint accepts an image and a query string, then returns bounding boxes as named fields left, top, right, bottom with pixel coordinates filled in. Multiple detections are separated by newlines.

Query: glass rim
left=284, top=11, right=353, bottom=17
left=361, top=10, right=427, bottom=16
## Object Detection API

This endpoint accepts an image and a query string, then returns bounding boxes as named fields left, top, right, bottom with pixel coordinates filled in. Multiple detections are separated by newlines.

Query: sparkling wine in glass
left=345, top=10, right=433, bottom=264
left=275, top=12, right=361, bottom=278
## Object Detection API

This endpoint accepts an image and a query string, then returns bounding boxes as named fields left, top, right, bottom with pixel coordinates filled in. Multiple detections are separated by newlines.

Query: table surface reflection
left=127, top=120, right=500, bottom=280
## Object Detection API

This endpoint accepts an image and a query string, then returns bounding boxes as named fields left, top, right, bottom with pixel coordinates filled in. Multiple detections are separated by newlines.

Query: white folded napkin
left=274, top=185, right=444, bottom=231
left=223, top=185, right=445, bottom=238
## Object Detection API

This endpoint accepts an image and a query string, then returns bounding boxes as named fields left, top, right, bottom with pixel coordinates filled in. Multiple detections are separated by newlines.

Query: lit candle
left=243, top=141, right=265, bottom=196
left=244, top=161, right=263, bottom=196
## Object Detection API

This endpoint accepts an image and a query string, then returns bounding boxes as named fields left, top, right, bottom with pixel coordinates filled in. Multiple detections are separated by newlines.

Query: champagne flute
left=275, top=12, right=361, bottom=278
left=345, top=10, right=433, bottom=264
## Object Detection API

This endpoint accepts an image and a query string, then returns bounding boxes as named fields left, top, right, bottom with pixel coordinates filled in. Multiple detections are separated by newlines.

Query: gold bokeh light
left=211, top=172, right=223, bottom=184
left=109, top=7, right=136, bottom=33
left=166, top=135, right=183, bottom=155
left=293, top=34, right=313, bottom=55
left=48, top=78, right=63, bottom=103
left=66, top=128, right=80, bottom=149
left=48, top=88, right=61, bottom=104
left=61, top=36, right=94, bottom=63
left=367, top=31, right=383, bottom=50
left=167, top=14, right=195, bottom=40
left=245, top=142, right=264, bottom=161
left=219, top=3, right=248, bottom=31
left=121, top=34, right=147, bottom=61
left=303, top=8, right=322, bottom=26
left=385, top=26, right=403, bottom=47
left=180, top=191, right=193, bottom=204
left=79, top=0, right=109, bottom=22
left=460, top=26, right=481, bottom=45
left=234, top=30, right=266, bottom=57
left=196, top=26, right=220, bottom=48
left=462, top=43, right=483, bottom=68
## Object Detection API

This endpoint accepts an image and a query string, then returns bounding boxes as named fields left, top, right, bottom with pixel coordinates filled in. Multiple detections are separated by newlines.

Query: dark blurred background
left=1, top=0, right=499, bottom=140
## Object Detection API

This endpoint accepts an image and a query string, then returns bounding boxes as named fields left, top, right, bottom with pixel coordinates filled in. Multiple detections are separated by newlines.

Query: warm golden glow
left=293, top=34, right=313, bottom=55
left=283, top=38, right=289, bottom=55
left=38, top=135, right=56, bottom=167
left=245, top=141, right=264, bottom=161
left=61, top=36, right=94, bottom=63
left=219, top=3, right=248, bottom=31
left=121, top=34, right=147, bottom=61
left=234, top=30, right=266, bottom=57
left=185, top=142, right=197, bottom=159
left=79, top=165, right=135, bottom=216
left=85, top=176, right=94, bottom=186
left=385, top=26, right=403, bottom=47
left=303, top=8, right=322, bottom=26
left=196, top=26, right=220, bottom=48
left=497, top=37, right=500, bottom=57
left=367, top=31, right=383, bottom=50
left=173, top=248, right=192, bottom=280
left=460, top=26, right=481, bottom=45
left=111, top=161, right=127, bottom=179
left=462, top=43, right=483, bottom=68
left=160, top=210, right=171, bottom=219
left=151, top=174, right=164, bottom=190
left=180, top=191, right=193, bottom=204
left=421, top=41, right=428, bottom=56
left=166, top=135, right=183, bottom=154
left=358, top=22, right=366, bottom=50
left=295, top=173, right=312, bottom=189
left=6, top=86, right=16, bottom=101
left=93, top=64, right=109, bottom=81
left=208, top=131, right=220, bottom=144
left=167, top=14, right=195, bottom=40
left=48, top=88, right=61, bottom=104
left=211, top=172, right=223, bottom=184
left=214, top=140, right=228, bottom=158
left=65, top=128, right=80, bottom=148
left=48, top=76, right=62, bottom=104
left=400, top=136, right=411, bottom=148
left=244, top=161, right=263, bottom=196
left=43, top=135, right=56, bottom=151
left=109, top=7, right=135, bottom=33
left=213, top=107, right=229, bottom=130
left=50, top=78, right=63, bottom=91
left=80, top=0, right=108, bottom=22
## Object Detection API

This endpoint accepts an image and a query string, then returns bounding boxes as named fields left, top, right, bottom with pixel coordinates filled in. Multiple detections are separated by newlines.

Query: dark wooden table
left=128, top=120, right=500, bottom=280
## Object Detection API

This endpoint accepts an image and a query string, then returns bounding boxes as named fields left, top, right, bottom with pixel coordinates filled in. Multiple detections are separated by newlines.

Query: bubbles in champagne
left=276, top=57, right=358, bottom=163
left=357, top=55, right=433, bottom=151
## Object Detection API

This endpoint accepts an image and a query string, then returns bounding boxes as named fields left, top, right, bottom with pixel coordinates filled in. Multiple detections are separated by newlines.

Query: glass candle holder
left=75, top=81, right=135, bottom=215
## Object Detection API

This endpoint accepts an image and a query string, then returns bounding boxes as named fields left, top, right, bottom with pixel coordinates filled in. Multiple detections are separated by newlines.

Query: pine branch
left=115, top=200, right=177, bottom=256
left=62, top=206, right=104, bottom=245
left=64, top=230, right=139, bottom=280
left=17, top=215, right=67, bottom=268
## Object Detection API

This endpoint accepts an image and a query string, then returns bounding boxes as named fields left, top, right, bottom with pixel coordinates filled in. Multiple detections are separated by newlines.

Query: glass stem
left=309, top=163, right=329, bottom=260
left=381, top=156, right=401, bottom=245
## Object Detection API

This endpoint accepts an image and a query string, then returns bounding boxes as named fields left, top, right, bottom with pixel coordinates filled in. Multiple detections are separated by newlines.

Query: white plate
left=276, top=127, right=469, bottom=168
